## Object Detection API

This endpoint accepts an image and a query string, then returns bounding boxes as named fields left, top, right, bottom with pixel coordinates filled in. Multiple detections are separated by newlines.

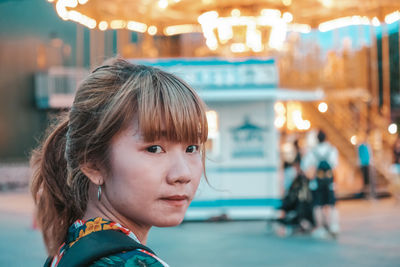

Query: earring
left=97, top=185, right=102, bottom=201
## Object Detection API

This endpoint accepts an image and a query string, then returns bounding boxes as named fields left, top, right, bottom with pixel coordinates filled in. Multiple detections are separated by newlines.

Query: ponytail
left=30, top=115, right=81, bottom=256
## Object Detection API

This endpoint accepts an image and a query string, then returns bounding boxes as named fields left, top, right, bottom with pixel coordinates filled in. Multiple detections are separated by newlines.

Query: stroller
left=274, top=172, right=315, bottom=236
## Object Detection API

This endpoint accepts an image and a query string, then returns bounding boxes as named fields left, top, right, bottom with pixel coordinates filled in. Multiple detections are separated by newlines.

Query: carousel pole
left=90, top=29, right=105, bottom=68
left=117, top=29, right=130, bottom=57
left=381, top=23, right=391, bottom=121
left=76, top=24, right=84, bottom=68
left=369, top=24, right=379, bottom=118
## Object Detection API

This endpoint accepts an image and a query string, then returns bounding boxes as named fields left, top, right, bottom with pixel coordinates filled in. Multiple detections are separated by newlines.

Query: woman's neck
left=83, top=191, right=151, bottom=244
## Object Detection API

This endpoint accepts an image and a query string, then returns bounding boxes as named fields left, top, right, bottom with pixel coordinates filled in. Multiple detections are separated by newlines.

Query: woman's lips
left=160, top=195, right=189, bottom=206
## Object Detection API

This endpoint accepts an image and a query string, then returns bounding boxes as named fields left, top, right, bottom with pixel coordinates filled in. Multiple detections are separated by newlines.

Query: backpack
left=314, top=149, right=334, bottom=180
left=44, top=230, right=155, bottom=267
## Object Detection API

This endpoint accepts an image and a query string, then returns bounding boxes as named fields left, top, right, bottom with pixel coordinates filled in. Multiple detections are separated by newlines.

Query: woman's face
left=103, top=123, right=203, bottom=228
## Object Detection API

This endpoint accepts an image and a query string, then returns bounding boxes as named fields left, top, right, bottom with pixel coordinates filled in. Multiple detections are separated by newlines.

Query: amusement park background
left=0, top=0, right=400, bottom=266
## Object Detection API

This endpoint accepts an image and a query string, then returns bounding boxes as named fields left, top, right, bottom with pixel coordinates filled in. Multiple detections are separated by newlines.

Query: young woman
left=31, top=58, right=208, bottom=266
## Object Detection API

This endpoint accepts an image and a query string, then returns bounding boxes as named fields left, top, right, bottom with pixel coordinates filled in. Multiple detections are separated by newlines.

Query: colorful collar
left=51, top=217, right=141, bottom=267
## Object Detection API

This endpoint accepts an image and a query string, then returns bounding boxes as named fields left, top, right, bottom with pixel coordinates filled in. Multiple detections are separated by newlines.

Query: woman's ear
left=81, top=163, right=104, bottom=185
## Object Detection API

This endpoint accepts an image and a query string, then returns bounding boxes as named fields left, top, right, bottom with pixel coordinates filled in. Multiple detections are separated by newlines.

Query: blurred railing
left=34, top=67, right=89, bottom=109
left=304, top=97, right=392, bottom=193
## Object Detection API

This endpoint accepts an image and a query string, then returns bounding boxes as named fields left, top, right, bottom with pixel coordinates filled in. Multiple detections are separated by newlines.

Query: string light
left=231, top=9, right=241, bottom=17
left=158, top=0, right=168, bottom=9
left=372, top=17, right=380, bottom=27
left=164, top=24, right=199, bottom=36
left=274, top=117, right=286, bottom=129
left=318, top=102, right=328, bottom=113
left=282, top=12, right=293, bottom=23
left=99, top=21, right=108, bottom=31
left=350, top=135, right=357, bottom=145
left=389, top=123, right=398, bottom=135
left=127, top=21, right=148, bottom=33
left=199, top=9, right=291, bottom=51
left=148, top=25, right=158, bottom=35
left=321, top=0, right=333, bottom=8
left=319, top=16, right=371, bottom=32
left=385, top=11, right=400, bottom=24
left=49, top=1, right=399, bottom=53
left=110, top=20, right=126, bottom=29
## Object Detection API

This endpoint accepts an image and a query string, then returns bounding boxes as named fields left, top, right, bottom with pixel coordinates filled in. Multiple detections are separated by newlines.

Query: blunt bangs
left=137, top=69, right=208, bottom=144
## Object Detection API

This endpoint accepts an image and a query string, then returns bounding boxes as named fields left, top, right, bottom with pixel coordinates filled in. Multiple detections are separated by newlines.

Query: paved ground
left=0, top=191, right=399, bottom=267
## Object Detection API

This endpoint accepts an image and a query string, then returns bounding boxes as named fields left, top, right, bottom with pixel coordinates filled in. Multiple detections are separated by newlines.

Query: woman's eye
left=186, top=145, right=199, bottom=153
left=146, top=145, right=164, bottom=153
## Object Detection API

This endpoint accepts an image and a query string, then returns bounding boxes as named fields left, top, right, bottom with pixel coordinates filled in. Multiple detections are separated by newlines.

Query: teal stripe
left=131, top=57, right=275, bottom=67
left=190, top=198, right=281, bottom=208
left=207, top=166, right=277, bottom=173
left=196, top=84, right=276, bottom=90
left=36, top=97, right=49, bottom=109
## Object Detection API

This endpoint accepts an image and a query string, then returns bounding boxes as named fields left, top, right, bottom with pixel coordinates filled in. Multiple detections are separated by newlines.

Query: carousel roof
left=49, top=0, right=399, bottom=33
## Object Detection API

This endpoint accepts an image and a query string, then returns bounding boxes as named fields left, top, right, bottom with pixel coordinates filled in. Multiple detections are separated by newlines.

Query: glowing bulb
left=110, top=20, right=126, bottom=29
left=261, top=9, right=281, bottom=18
left=78, top=0, right=89, bottom=4
left=389, top=123, right=398, bottom=134
left=282, top=0, right=292, bottom=6
left=372, top=17, right=380, bottom=27
left=231, top=9, right=241, bottom=17
left=99, top=21, right=108, bottom=31
left=158, top=0, right=168, bottom=9
left=321, top=0, right=333, bottom=8
left=385, top=11, right=400, bottom=24
left=318, top=102, right=328, bottom=113
left=206, top=110, right=219, bottom=138
left=350, top=135, right=357, bottom=145
left=283, top=12, right=293, bottom=23
left=198, top=11, right=219, bottom=24
left=127, top=21, right=147, bottom=33
left=274, top=116, right=286, bottom=129
left=303, top=120, right=311, bottom=130
left=274, top=102, right=286, bottom=114
left=148, top=25, right=158, bottom=35
left=206, top=38, right=218, bottom=50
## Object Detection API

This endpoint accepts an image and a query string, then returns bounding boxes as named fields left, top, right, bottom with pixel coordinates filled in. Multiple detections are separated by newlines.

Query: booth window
left=206, top=110, right=220, bottom=157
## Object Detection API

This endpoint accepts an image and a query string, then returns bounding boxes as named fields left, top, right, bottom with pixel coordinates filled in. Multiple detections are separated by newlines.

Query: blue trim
left=190, top=198, right=281, bottom=208
left=207, top=166, right=277, bottom=173
left=196, top=84, right=276, bottom=90
left=131, top=57, right=275, bottom=67
left=36, top=97, right=49, bottom=109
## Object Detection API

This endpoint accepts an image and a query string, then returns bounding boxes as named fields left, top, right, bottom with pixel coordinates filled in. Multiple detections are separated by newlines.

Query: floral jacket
left=49, top=217, right=169, bottom=267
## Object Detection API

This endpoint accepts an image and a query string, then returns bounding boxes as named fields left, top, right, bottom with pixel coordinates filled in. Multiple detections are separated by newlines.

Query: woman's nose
left=166, top=152, right=191, bottom=184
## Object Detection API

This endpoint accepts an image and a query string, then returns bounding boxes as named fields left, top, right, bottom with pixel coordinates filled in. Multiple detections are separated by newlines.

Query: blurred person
left=276, top=156, right=315, bottom=237
left=282, top=138, right=302, bottom=193
left=390, top=136, right=400, bottom=202
left=30, top=58, right=208, bottom=266
left=392, top=136, right=400, bottom=170
left=357, top=137, right=374, bottom=198
left=301, top=129, right=339, bottom=239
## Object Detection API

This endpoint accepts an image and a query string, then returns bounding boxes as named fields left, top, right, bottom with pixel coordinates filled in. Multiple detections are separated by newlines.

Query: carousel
left=43, top=0, right=400, bottom=219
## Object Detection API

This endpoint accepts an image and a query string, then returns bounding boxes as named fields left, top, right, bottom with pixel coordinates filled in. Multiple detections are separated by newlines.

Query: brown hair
left=30, top=58, right=208, bottom=256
